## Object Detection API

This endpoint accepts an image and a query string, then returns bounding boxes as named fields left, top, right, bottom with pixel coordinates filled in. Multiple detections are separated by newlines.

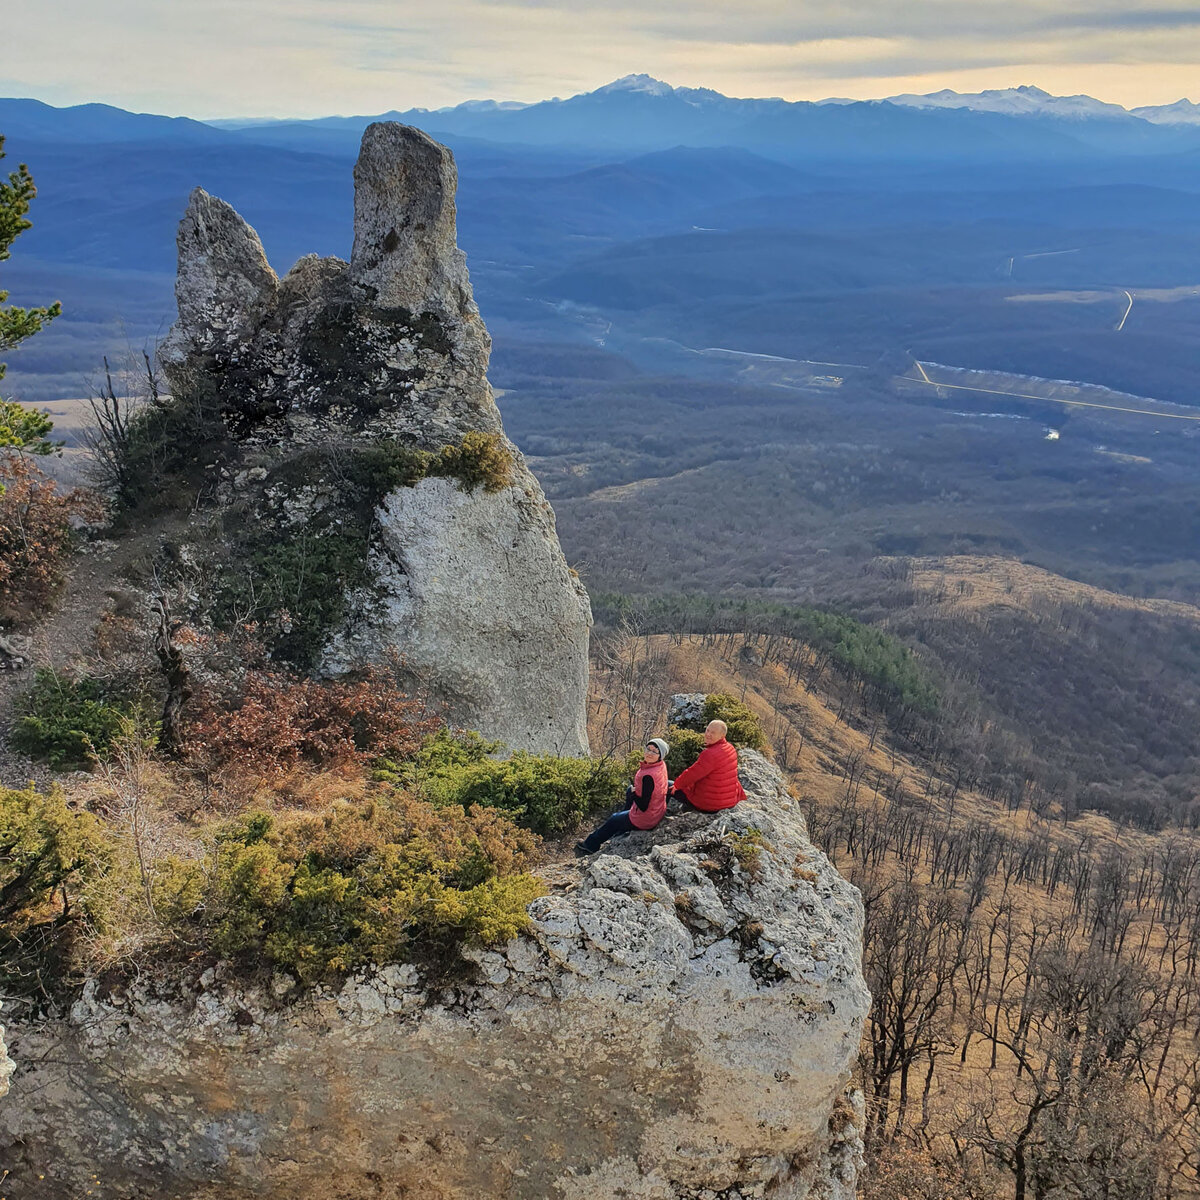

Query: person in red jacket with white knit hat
left=670, top=719, right=746, bottom=812
left=575, top=737, right=671, bottom=855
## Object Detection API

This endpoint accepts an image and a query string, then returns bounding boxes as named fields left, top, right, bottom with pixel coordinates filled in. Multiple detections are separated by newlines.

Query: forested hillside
left=588, top=629, right=1200, bottom=1199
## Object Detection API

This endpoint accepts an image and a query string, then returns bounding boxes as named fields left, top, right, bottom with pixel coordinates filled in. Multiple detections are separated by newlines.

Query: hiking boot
left=574, top=841, right=593, bottom=857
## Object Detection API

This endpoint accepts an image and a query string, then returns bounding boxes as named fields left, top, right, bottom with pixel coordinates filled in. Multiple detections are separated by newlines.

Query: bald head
left=704, top=719, right=727, bottom=745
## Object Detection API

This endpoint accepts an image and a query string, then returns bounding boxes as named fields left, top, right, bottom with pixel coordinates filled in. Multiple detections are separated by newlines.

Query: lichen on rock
left=153, top=122, right=591, bottom=753
left=0, top=752, right=869, bottom=1199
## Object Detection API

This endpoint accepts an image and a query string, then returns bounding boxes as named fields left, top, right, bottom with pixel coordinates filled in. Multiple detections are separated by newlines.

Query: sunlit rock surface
left=160, top=122, right=591, bottom=754
left=0, top=752, right=868, bottom=1198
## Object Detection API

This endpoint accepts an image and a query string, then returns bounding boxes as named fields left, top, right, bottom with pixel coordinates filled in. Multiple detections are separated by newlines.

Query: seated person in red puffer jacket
left=670, top=719, right=746, bottom=812
left=575, top=738, right=671, bottom=855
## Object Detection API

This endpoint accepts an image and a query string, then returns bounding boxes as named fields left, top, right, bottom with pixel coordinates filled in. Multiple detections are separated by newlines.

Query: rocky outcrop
left=0, top=1007, right=12, bottom=1100
left=0, top=752, right=869, bottom=1199
left=160, top=122, right=591, bottom=754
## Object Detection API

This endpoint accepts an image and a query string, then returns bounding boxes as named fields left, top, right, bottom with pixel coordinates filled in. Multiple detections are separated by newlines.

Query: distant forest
left=4, top=92, right=1199, bottom=836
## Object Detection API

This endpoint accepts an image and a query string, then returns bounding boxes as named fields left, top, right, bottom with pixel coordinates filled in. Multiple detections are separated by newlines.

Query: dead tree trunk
left=152, top=593, right=192, bottom=755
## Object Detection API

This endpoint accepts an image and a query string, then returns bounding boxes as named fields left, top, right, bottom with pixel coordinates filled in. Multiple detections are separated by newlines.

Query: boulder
left=0, top=752, right=869, bottom=1199
left=668, top=692, right=708, bottom=727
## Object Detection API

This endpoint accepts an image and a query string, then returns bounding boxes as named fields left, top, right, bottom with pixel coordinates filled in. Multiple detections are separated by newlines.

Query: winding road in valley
left=907, top=360, right=1200, bottom=423
left=1115, top=289, right=1134, bottom=332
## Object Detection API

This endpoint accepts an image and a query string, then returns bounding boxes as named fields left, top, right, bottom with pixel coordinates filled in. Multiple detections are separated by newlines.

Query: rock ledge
left=0, top=752, right=868, bottom=1199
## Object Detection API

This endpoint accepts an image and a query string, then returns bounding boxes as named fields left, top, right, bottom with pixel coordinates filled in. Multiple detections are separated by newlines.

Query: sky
left=5, top=0, right=1200, bottom=118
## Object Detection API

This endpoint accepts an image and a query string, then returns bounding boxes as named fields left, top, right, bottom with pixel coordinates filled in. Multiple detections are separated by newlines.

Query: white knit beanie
left=648, top=737, right=670, bottom=762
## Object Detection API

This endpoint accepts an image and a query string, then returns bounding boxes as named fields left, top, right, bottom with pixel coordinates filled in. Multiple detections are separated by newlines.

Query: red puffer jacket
left=673, top=738, right=746, bottom=812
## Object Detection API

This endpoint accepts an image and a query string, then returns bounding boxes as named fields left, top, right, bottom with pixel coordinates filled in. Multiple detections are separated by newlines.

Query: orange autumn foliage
left=182, top=665, right=441, bottom=780
left=0, top=454, right=103, bottom=624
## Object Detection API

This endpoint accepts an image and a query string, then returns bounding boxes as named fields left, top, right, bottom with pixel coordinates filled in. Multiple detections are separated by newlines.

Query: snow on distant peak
left=593, top=74, right=676, bottom=97
left=881, top=85, right=1129, bottom=120
left=1130, top=98, right=1200, bottom=125
left=436, top=99, right=529, bottom=114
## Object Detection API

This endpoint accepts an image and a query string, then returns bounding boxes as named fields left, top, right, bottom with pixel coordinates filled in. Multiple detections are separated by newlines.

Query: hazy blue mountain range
left=204, top=74, right=1200, bottom=155
left=1, top=76, right=1199, bottom=407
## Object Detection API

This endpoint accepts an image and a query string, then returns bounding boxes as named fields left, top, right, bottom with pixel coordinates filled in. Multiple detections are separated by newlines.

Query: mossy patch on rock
left=208, top=432, right=516, bottom=670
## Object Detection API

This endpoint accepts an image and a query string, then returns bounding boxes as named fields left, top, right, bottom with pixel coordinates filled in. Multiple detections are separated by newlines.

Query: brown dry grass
left=901, top=554, right=1200, bottom=623
left=588, top=631, right=1200, bottom=1196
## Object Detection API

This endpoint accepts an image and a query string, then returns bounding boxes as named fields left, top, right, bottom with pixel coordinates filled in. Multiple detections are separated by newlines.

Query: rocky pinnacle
left=350, top=122, right=475, bottom=320
left=158, top=124, right=592, bottom=754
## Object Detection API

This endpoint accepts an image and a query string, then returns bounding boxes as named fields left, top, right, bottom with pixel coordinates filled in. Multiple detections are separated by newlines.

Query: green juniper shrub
left=212, top=525, right=368, bottom=671
left=665, top=726, right=707, bottom=776
left=10, top=669, right=155, bottom=769
left=157, top=795, right=544, bottom=982
left=443, top=752, right=625, bottom=835
left=0, top=784, right=122, bottom=994
left=380, top=729, right=626, bottom=835
left=345, top=440, right=433, bottom=498
left=699, top=694, right=768, bottom=752
left=374, top=727, right=503, bottom=790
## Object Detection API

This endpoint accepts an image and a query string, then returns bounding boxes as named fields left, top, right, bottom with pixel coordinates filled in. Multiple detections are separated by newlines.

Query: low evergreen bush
left=665, top=726, right=707, bottom=776
left=10, top=669, right=153, bottom=768
left=383, top=729, right=627, bottom=834
left=0, top=785, right=123, bottom=993
left=157, top=795, right=544, bottom=981
left=698, top=693, right=768, bottom=751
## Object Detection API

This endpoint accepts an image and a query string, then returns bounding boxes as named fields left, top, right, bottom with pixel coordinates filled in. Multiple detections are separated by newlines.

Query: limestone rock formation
left=0, top=1007, right=12, bottom=1100
left=0, top=752, right=869, bottom=1199
left=668, top=691, right=707, bottom=726
left=159, top=122, right=591, bottom=754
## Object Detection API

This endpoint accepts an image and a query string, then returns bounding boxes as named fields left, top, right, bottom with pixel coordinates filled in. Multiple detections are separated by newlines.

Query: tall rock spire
left=159, top=124, right=592, bottom=755
left=350, top=122, right=473, bottom=320
left=166, top=187, right=277, bottom=358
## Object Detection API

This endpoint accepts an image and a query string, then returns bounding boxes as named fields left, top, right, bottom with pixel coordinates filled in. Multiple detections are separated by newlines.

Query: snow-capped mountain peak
left=1131, top=98, right=1200, bottom=125
left=880, top=85, right=1130, bottom=120
left=435, top=98, right=529, bottom=114
left=593, top=74, right=676, bottom=97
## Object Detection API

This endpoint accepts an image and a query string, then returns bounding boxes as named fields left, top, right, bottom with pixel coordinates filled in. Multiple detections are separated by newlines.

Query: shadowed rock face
left=0, top=753, right=869, bottom=1199
left=159, top=123, right=591, bottom=755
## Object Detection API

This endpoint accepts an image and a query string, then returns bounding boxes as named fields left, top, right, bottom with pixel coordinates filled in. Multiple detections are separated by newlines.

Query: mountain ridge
left=192, top=73, right=1200, bottom=133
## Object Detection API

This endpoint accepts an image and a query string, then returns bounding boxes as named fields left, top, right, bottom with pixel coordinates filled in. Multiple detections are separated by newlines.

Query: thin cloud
left=2, top=0, right=1198, bottom=116
left=1047, top=7, right=1200, bottom=30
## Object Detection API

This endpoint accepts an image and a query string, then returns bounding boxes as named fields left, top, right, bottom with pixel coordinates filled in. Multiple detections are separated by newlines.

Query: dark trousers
left=582, top=809, right=635, bottom=852
left=672, top=789, right=702, bottom=811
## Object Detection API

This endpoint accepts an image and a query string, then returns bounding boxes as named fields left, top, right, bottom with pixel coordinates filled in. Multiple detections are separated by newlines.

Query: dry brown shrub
left=861, top=1145, right=993, bottom=1200
left=181, top=664, right=442, bottom=791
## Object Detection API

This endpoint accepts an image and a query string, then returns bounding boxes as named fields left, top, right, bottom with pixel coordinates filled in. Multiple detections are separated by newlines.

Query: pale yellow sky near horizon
left=4, top=1, right=1199, bottom=118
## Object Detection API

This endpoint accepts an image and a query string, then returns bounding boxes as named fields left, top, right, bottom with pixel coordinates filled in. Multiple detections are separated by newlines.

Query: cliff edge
left=0, top=752, right=869, bottom=1199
